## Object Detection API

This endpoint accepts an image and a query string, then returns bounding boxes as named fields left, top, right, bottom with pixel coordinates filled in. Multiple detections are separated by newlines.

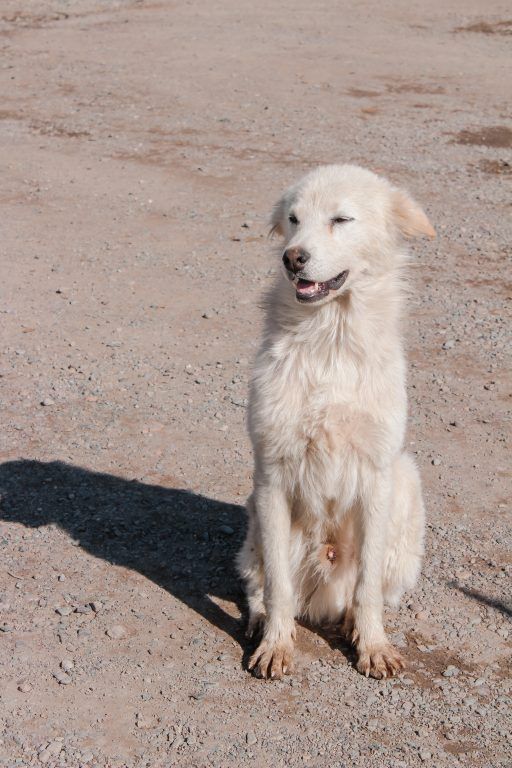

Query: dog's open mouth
left=293, top=270, right=349, bottom=302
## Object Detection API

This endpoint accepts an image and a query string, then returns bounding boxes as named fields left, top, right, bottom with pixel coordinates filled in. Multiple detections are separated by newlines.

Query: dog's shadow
left=0, top=459, right=356, bottom=672
left=0, top=460, right=250, bottom=646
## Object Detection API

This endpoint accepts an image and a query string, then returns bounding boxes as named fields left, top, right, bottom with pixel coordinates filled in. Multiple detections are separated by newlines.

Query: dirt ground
left=0, top=1, right=511, bottom=766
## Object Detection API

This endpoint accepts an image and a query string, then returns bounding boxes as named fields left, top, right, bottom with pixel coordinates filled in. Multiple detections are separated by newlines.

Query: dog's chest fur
left=249, top=297, right=407, bottom=516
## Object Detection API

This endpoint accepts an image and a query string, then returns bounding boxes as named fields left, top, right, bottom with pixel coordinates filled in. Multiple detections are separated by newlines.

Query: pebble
left=136, top=712, right=158, bottom=729
left=55, top=605, right=73, bottom=617
left=90, top=601, right=103, bottom=613
left=106, top=625, right=126, bottom=639
left=41, top=397, right=55, bottom=406
left=230, top=395, right=248, bottom=407
left=18, top=681, right=32, bottom=693
left=58, top=574, right=66, bottom=582
left=61, top=659, right=74, bottom=671
left=53, top=670, right=72, bottom=685
left=75, top=604, right=93, bottom=614
left=442, top=665, right=459, bottom=678
left=0, top=624, right=14, bottom=633
left=38, top=740, right=63, bottom=763
left=246, top=731, right=257, bottom=746
left=442, top=340, right=455, bottom=350
left=219, top=525, right=234, bottom=535
left=432, top=457, right=441, bottom=466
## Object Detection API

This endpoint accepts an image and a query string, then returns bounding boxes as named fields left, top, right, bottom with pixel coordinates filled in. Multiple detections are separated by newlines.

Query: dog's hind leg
left=383, top=453, right=425, bottom=607
left=236, top=494, right=265, bottom=637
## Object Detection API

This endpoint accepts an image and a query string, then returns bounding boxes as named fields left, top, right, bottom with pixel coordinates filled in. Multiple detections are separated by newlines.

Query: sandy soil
left=0, top=1, right=511, bottom=766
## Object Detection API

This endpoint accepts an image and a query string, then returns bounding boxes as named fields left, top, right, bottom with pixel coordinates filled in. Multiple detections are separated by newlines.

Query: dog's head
left=270, top=165, right=435, bottom=305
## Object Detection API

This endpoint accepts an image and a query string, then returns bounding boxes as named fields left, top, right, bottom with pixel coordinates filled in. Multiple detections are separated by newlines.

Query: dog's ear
left=268, top=195, right=287, bottom=238
left=392, top=189, right=436, bottom=239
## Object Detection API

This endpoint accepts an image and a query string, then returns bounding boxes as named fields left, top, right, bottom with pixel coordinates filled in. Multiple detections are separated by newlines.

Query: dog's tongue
left=296, top=279, right=320, bottom=297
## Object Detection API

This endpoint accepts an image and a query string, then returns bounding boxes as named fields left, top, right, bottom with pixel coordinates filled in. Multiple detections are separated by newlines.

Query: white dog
left=237, top=165, right=435, bottom=680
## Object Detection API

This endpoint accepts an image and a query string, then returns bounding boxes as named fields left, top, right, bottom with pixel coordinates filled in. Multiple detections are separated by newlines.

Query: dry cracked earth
left=0, top=1, right=511, bottom=767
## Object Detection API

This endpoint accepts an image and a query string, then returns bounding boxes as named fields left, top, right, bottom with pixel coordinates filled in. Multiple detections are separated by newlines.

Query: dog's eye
left=288, top=213, right=299, bottom=225
left=331, top=216, right=353, bottom=225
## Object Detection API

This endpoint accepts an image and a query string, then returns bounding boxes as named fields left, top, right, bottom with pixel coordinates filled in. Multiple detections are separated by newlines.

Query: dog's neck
left=265, top=269, right=406, bottom=368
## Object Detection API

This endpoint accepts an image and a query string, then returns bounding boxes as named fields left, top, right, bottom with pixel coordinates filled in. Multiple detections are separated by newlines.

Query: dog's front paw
left=248, top=637, right=295, bottom=679
left=356, top=643, right=405, bottom=679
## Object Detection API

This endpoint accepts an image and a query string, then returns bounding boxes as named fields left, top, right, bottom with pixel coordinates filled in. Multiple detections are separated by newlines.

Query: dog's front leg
left=352, top=468, right=405, bottom=679
left=248, top=479, right=296, bottom=679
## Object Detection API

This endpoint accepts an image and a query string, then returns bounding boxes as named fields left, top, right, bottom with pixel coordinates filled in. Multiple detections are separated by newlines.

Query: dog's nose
left=282, top=248, right=311, bottom=273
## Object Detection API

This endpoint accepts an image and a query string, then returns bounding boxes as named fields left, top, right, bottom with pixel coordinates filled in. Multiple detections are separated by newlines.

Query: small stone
left=442, top=340, right=455, bottom=350
left=106, top=625, right=127, bottom=639
left=246, top=731, right=257, bottom=746
left=90, top=601, right=103, bottom=613
left=60, top=659, right=74, bottom=672
left=0, top=624, right=14, bottom=633
left=219, top=525, right=234, bottom=535
left=55, top=605, right=73, bottom=617
left=75, top=604, right=92, bottom=614
left=80, top=751, right=94, bottom=764
left=415, top=611, right=428, bottom=621
left=170, top=735, right=184, bottom=749
left=442, top=665, right=459, bottom=678
left=136, top=712, right=157, bottom=729
left=230, top=395, right=248, bottom=407
left=431, top=457, right=441, bottom=466
left=419, top=751, right=431, bottom=762
left=58, top=574, right=66, bottom=582
left=41, top=397, right=55, bottom=406
left=190, top=690, right=205, bottom=701
left=18, top=681, right=32, bottom=693
left=53, top=670, right=72, bottom=685
left=46, top=741, right=63, bottom=757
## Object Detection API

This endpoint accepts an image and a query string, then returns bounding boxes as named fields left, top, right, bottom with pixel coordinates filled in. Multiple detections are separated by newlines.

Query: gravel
left=0, top=2, right=510, bottom=767
left=105, top=625, right=127, bottom=640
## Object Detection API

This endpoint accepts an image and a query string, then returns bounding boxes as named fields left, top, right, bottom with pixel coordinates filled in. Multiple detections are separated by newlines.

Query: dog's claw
left=356, top=644, right=405, bottom=679
left=249, top=639, right=294, bottom=680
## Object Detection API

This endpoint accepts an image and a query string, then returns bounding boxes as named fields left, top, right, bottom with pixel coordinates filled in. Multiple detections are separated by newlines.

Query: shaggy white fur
left=237, top=165, right=434, bottom=680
